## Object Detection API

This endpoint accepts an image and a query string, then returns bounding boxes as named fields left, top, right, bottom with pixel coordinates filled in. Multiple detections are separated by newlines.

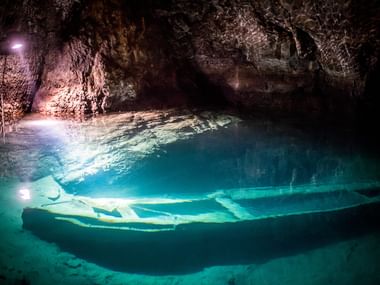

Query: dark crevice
left=60, top=0, right=87, bottom=42
left=295, top=28, right=318, bottom=60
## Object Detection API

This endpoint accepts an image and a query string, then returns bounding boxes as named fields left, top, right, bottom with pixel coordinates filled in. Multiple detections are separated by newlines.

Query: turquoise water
left=62, top=120, right=380, bottom=198
left=1, top=112, right=380, bottom=284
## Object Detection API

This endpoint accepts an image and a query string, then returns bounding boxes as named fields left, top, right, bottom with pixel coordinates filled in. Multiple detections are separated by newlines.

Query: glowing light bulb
left=19, top=188, right=31, bottom=200
left=11, top=43, right=23, bottom=50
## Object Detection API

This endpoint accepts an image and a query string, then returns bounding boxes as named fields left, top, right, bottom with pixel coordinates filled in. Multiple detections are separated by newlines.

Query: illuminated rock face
left=0, top=0, right=77, bottom=120
left=0, top=55, right=38, bottom=121
left=1, top=0, right=379, bottom=118
left=33, top=1, right=182, bottom=116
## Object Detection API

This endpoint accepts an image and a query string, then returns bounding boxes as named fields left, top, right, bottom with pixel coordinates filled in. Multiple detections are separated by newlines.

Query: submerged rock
left=64, top=258, right=82, bottom=269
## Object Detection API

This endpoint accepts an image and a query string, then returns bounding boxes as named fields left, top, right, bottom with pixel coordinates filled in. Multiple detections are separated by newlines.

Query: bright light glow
left=11, top=43, right=23, bottom=50
left=19, top=188, right=31, bottom=200
left=24, top=119, right=62, bottom=127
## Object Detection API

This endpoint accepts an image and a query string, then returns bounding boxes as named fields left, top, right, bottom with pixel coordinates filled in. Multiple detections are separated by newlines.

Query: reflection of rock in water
left=0, top=110, right=239, bottom=184
left=68, top=119, right=380, bottom=197
left=2, top=111, right=380, bottom=198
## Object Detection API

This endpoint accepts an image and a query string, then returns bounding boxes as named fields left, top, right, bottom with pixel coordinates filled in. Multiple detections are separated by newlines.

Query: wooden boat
left=22, top=177, right=380, bottom=274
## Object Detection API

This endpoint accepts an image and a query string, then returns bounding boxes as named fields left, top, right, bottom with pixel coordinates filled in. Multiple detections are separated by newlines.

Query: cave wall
left=164, top=0, right=380, bottom=117
left=0, top=0, right=379, bottom=119
left=0, top=0, right=81, bottom=120
left=33, top=0, right=183, bottom=116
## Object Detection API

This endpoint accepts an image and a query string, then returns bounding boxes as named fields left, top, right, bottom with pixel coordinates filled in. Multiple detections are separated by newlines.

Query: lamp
left=11, top=43, right=23, bottom=50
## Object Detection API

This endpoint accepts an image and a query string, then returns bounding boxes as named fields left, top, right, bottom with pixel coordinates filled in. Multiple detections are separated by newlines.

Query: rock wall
left=0, top=0, right=379, bottom=119
left=0, top=0, right=78, bottom=120
left=164, top=0, right=380, bottom=117
left=33, top=0, right=182, bottom=116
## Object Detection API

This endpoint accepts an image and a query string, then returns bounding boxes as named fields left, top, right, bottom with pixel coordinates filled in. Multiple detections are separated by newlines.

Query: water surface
left=1, top=111, right=380, bottom=283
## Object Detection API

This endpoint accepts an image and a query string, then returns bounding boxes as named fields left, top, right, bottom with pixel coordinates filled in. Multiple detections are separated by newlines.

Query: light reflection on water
left=0, top=112, right=379, bottom=199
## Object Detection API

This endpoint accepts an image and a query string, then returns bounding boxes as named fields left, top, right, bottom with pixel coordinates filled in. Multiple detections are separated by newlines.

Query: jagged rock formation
left=0, top=0, right=379, bottom=119
left=33, top=0, right=182, bottom=116
left=164, top=0, right=380, bottom=118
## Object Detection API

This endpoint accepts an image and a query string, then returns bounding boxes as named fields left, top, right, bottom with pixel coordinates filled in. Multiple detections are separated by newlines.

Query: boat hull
left=22, top=200, right=380, bottom=274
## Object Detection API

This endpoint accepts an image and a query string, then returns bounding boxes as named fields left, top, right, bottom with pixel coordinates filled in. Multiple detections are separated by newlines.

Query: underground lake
left=1, top=110, right=380, bottom=283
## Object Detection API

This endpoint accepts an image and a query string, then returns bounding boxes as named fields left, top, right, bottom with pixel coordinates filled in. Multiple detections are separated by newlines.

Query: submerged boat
left=22, top=176, right=380, bottom=274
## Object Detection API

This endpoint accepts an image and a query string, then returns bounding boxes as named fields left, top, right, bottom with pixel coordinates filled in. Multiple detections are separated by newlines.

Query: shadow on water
left=22, top=201, right=380, bottom=275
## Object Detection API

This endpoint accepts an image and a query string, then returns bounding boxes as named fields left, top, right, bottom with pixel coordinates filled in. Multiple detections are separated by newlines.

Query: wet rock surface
left=0, top=0, right=380, bottom=119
